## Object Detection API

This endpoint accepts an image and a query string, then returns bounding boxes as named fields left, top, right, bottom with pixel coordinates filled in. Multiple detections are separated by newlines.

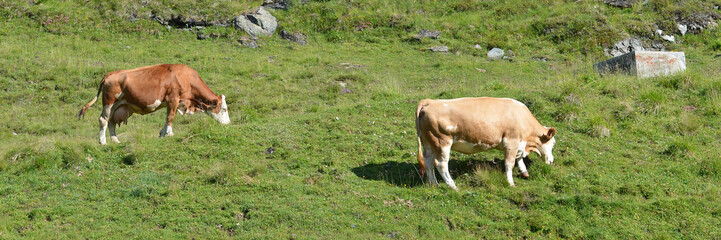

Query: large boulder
left=233, top=7, right=277, bottom=37
left=595, top=51, right=686, bottom=78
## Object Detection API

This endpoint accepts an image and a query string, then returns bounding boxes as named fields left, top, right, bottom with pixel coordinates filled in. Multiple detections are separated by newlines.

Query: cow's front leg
left=517, top=157, right=529, bottom=179
left=98, top=104, right=113, bottom=145
left=160, top=99, right=179, bottom=137
left=503, top=141, right=519, bottom=186
left=436, top=145, right=458, bottom=191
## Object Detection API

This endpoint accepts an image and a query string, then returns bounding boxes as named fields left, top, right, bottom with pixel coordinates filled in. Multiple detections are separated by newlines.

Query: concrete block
left=595, top=51, right=686, bottom=78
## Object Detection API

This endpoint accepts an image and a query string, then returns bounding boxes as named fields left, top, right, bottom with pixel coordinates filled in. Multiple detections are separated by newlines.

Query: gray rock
left=233, top=7, right=277, bottom=37
left=263, top=0, right=290, bottom=10
left=238, top=37, right=258, bottom=48
left=487, top=48, right=504, bottom=59
left=197, top=32, right=207, bottom=40
left=473, top=44, right=482, bottom=50
left=428, top=46, right=448, bottom=52
left=604, top=0, right=641, bottom=8
left=655, top=29, right=675, bottom=42
left=677, top=24, right=688, bottom=36
left=606, top=38, right=645, bottom=57
left=415, top=29, right=440, bottom=39
left=661, top=34, right=675, bottom=42
left=280, top=30, right=307, bottom=45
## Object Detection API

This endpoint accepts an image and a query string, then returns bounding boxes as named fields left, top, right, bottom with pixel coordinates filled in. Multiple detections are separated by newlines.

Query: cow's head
left=206, top=95, right=230, bottom=125
left=538, top=127, right=557, bottom=164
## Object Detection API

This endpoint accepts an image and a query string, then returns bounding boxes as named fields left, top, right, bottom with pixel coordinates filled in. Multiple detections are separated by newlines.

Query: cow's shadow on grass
left=351, top=157, right=528, bottom=188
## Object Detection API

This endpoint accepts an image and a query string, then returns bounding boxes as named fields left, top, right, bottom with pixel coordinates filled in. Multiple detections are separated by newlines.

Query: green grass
left=1, top=0, right=721, bottom=238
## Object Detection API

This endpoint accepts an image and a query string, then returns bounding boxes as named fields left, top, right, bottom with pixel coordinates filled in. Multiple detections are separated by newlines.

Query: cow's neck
left=192, top=82, right=220, bottom=107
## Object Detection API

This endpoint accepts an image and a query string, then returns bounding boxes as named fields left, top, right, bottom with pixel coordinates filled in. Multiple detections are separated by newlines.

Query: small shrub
left=204, top=163, right=234, bottom=185
left=673, top=112, right=702, bottom=135
left=638, top=91, right=665, bottom=114
left=698, top=160, right=721, bottom=177
left=661, top=139, right=694, bottom=159
left=712, top=40, right=721, bottom=51
left=58, top=144, right=83, bottom=169
left=613, top=101, right=637, bottom=121
left=121, top=153, right=136, bottom=166
left=657, top=74, right=695, bottom=90
left=467, top=165, right=504, bottom=189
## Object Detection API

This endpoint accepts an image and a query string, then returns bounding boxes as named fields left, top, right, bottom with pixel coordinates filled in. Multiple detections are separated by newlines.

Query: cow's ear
left=541, top=127, right=556, bottom=143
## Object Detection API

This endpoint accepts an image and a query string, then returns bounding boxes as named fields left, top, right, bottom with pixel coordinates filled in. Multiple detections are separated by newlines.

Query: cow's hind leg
left=423, top=147, right=439, bottom=186
left=436, top=145, right=458, bottom=191
left=109, top=119, right=120, bottom=143
left=98, top=104, right=112, bottom=145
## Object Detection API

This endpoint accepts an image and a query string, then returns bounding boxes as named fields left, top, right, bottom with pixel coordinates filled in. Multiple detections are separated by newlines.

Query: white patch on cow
left=207, top=95, right=230, bottom=124
left=451, top=138, right=496, bottom=154
left=159, top=122, right=173, bottom=137
left=502, top=98, right=526, bottom=107
left=445, top=125, right=457, bottom=132
left=517, top=158, right=528, bottom=174
left=451, top=139, right=477, bottom=154
left=437, top=145, right=457, bottom=190
left=516, top=140, right=528, bottom=158
left=540, top=136, right=556, bottom=164
left=114, top=92, right=123, bottom=99
left=147, top=99, right=162, bottom=111
left=506, top=167, right=515, bottom=187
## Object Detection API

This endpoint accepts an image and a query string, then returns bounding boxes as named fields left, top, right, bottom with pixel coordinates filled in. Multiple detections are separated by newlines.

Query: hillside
left=1, top=0, right=721, bottom=238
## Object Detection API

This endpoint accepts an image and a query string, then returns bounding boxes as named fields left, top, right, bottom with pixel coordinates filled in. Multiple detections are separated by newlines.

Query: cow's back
left=103, top=64, right=195, bottom=109
left=418, top=97, right=537, bottom=145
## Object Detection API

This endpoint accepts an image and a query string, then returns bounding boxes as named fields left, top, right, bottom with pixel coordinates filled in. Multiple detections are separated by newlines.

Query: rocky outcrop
left=678, top=12, right=720, bottom=34
left=414, top=29, right=440, bottom=40
left=603, top=0, right=642, bottom=8
left=262, top=0, right=291, bottom=10
left=150, top=14, right=228, bottom=28
left=604, top=38, right=664, bottom=57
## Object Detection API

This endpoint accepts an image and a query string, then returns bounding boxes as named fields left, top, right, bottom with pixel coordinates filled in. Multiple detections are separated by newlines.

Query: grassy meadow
left=1, top=0, right=721, bottom=238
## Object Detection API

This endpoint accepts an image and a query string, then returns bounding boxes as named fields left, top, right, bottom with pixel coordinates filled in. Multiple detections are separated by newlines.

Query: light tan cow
left=78, top=64, right=230, bottom=145
left=415, top=97, right=557, bottom=190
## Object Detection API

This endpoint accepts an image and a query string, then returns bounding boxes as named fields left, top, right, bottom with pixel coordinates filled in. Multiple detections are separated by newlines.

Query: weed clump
left=661, top=139, right=695, bottom=159
left=467, top=165, right=504, bottom=189
left=203, top=163, right=237, bottom=185
left=671, top=112, right=702, bottom=135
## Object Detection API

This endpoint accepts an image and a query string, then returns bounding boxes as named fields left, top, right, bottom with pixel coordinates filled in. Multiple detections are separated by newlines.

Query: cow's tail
left=77, top=77, right=105, bottom=119
left=415, top=99, right=430, bottom=179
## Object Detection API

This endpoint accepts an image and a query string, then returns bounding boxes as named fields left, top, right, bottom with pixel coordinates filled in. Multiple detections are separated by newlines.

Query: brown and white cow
left=78, top=64, right=230, bottom=145
left=415, top=97, right=557, bottom=190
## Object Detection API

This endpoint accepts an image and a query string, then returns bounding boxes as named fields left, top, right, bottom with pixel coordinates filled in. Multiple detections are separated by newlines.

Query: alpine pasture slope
left=1, top=0, right=721, bottom=238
